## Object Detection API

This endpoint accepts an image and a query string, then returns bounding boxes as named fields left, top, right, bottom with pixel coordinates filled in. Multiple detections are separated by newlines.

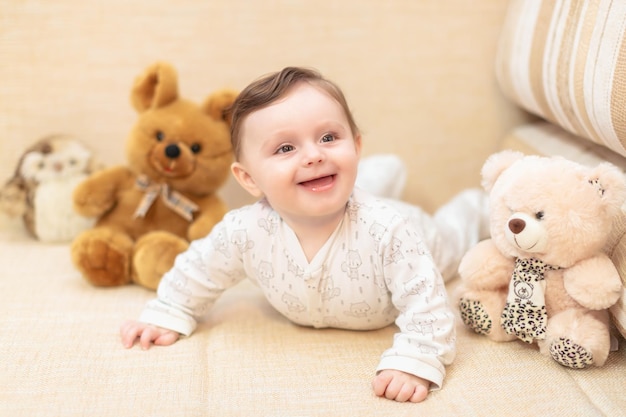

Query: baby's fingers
left=409, top=384, right=429, bottom=403
left=139, top=327, right=160, bottom=350
left=120, top=320, right=144, bottom=348
left=372, top=372, right=394, bottom=397
left=154, top=331, right=179, bottom=347
left=120, top=321, right=178, bottom=350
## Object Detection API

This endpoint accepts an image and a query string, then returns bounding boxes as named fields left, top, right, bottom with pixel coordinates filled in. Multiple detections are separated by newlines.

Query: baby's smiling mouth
left=298, top=175, right=336, bottom=191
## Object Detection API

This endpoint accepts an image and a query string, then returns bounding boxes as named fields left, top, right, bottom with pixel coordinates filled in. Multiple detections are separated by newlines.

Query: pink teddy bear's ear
left=588, top=162, right=626, bottom=216
left=480, top=150, right=525, bottom=193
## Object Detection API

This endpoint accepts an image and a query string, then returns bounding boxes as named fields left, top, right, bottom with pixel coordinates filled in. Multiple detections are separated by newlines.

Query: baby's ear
left=230, top=162, right=263, bottom=198
left=480, top=150, right=525, bottom=193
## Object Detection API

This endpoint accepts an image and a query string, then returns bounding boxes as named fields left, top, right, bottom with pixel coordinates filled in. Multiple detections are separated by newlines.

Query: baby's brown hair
left=229, top=67, right=359, bottom=160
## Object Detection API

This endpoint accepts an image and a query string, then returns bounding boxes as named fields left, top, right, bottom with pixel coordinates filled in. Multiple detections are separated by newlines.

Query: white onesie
left=140, top=187, right=488, bottom=389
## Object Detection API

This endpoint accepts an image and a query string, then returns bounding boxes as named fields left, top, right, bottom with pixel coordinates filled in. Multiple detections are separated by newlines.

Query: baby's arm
left=375, top=218, right=456, bottom=402
left=121, top=218, right=247, bottom=349
left=120, top=320, right=180, bottom=350
left=372, top=370, right=430, bottom=403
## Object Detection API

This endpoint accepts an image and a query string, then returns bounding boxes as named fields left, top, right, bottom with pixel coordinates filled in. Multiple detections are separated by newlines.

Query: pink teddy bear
left=457, top=150, right=625, bottom=368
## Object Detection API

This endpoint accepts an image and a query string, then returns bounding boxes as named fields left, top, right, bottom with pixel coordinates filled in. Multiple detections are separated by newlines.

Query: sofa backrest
left=496, top=0, right=626, bottom=158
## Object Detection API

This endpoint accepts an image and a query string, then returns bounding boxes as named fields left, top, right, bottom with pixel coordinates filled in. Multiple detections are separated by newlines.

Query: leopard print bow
left=501, top=258, right=559, bottom=343
left=133, top=175, right=198, bottom=222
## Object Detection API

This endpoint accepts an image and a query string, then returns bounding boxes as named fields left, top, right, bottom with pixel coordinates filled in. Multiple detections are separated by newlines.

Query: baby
left=120, top=66, right=488, bottom=403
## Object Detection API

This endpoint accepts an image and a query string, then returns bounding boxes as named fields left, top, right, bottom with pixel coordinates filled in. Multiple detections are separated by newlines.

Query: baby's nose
left=304, top=145, right=324, bottom=165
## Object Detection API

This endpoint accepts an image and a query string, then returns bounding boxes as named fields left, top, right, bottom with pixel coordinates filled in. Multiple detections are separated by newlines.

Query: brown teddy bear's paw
left=459, top=298, right=492, bottom=335
left=132, top=231, right=189, bottom=290
left=549, top=337, right=594, bottom=369
left=71, top=231, right=133, bottom=286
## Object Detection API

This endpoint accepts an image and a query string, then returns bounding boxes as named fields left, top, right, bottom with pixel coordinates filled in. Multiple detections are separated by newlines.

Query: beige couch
left=1, top=1, right=624, bottom=416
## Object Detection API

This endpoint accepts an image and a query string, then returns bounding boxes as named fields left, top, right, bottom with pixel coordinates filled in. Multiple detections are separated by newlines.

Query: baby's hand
left=372, top=369, right=430, bottom=403
left=120, top=320, right=180, bottom=350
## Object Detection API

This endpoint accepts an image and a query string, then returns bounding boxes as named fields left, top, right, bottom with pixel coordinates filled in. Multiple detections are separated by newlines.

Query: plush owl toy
left=0, top=135, right=102, bottom=242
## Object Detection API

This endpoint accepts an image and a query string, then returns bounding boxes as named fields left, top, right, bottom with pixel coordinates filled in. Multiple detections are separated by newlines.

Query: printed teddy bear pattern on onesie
left=194, top=193, right=450, bottom=334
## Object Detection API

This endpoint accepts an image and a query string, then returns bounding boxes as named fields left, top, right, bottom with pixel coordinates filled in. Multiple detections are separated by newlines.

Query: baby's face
left=232, top=83, right=361, bottom=226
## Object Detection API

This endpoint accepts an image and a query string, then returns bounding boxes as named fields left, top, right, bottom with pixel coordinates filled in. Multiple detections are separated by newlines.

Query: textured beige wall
left=0, top=0, right=529, bottom=213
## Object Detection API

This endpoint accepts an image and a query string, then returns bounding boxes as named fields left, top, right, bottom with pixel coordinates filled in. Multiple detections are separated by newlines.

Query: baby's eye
left=276, top=144, right=294, bottom=154
left=321, top=134, right=335, bottom=143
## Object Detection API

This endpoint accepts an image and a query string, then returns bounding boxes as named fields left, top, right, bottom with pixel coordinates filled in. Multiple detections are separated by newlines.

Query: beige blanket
left=1, top=220, right=624, bottom=416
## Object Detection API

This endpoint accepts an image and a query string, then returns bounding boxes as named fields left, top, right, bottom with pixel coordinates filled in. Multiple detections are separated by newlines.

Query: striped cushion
left=502, top=122, right=626, bottom=339
left=496, top=0, right=626, bottom=158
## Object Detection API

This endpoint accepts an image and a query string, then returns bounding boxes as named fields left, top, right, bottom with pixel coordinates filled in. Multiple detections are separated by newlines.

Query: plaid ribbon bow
left=133, top=175, right=198, bottom=222
left=500, top=258, right=560, bottom=343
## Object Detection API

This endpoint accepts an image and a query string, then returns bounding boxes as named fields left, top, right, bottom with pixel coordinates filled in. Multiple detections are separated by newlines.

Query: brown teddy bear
left=71, top=62, right=237, bottom=290
left=457, top=150, right=626, bottom=368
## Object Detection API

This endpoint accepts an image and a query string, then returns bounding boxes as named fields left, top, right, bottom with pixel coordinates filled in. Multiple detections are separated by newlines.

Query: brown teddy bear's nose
left=165, top=144, right=181, bottom=159
left=509, top=218, right=526, bottom=234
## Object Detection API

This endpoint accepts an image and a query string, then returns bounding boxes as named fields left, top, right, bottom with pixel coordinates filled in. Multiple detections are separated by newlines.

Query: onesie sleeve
left=375, top=218, right=456, bottom=390
left=139, top=212, right=247, bottom=336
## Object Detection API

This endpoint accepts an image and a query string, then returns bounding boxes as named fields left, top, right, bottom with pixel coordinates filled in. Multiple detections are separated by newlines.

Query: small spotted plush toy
left=457, top=150, right=625, bottom=368
left=0, top=135, right=101, bottom=242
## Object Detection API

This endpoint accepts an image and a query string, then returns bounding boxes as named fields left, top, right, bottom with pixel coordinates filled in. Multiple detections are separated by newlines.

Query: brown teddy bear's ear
left=201, top=89, right=239, bottom=126
left=480, top=150, right=525, bottom=193
left=130, top=62, right=179, bottom=112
